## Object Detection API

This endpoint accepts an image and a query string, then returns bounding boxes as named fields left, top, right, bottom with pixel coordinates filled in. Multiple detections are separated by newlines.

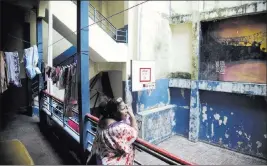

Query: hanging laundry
left=70, top=64, right=78, bottom=105
left=45, top=66, right=52, bottom=78
left=45, top=63, right=78, bottom=117
left=57, top=67, right=65, bottom=90
left=4, top=51, right=22, bottom=87
left=23, top=45, right=41, bottom=79
left=51, top=67, right=57, bottom=84
left=54, top=66, right=60, bottom=84
left=0, top=51, right=8, bottom=93
left=64, top=65, right=73, bottom=117
left=64, top=64, right=78, bottom=117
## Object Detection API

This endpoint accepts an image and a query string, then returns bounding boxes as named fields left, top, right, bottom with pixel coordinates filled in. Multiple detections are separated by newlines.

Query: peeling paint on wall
left=200, top=1, right=266, bottom=21
left=170, top=87, right=191, bottom=137
left=214, top=113, right=220, bottom=120
left=170, top=79, right=266, bottom=96
left=170, top=1, right=266, bottom=23
left=202, top=106, right=208, bottom=122
left=189, top=81, right=200, bottom=142
left=223, top=116, right=228, bottom=125
left=137, top=79, right=170, bottom=112
left=225, top=133, right=229, bottom=139
left=169, top=79, right=191, bottom=89
left=211, top=122, right=214, bottom=137
left=198, top=80, right=267, bottom=96
left=199, top=91, right=267, bottom=159
left=138, top=105, right=177, bottom=144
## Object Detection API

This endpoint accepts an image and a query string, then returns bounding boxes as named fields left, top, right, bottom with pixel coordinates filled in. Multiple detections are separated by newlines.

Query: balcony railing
left=40, top=91, right=194, bottom=165
left=71, top=1, right=128, bottom=43
left=40, top=91, right=80, bottom=142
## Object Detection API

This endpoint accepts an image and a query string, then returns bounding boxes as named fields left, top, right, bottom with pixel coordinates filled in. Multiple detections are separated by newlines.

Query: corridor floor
left=1, top=114, right=266, bottom=165
left=0, top=113, right=79, bottom=165
left=135, top=135, right=267, bottom=165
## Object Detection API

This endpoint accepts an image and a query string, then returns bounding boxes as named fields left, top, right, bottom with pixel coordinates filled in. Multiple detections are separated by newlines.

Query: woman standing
left=86, top=97, right=138, bottom=165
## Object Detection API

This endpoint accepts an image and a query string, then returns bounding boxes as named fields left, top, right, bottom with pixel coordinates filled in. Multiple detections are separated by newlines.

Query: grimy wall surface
left=125, top=0, right=267, bottom=159
left=46, top=0, right=267, bottom=159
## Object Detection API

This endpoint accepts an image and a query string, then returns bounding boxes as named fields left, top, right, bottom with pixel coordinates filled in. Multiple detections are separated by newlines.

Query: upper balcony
left=44, top=1, right=128, bottom=63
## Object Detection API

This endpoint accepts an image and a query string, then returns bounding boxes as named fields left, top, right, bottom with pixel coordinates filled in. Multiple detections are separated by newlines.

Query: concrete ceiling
left=5, top=0, right=39, bottom=11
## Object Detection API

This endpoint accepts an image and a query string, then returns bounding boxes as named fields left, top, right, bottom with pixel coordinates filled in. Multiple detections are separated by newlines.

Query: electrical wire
left=4, top=1, right=149, bottom=54
left=49, top=1, right=149, bottom=48
left=48, top=0, right=149, bottom=48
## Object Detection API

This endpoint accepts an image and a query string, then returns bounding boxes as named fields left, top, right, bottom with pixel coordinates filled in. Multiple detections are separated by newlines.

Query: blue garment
left=24, top=45, right=41, bottom=79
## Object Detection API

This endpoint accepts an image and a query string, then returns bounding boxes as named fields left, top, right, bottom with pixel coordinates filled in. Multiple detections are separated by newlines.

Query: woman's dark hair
left=98, top=97, right=118, bottom=118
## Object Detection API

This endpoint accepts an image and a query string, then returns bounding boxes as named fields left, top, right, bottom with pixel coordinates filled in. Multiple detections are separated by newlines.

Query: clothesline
left=48, top=1, right=148, bottom=49
left=8, top=34, right=39, bottom=45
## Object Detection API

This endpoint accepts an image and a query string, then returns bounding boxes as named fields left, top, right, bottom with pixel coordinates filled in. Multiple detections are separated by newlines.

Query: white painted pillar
left=137, top=1, right=142, bottom=60
left=47, top=1, right=53, bottom=94
left=126, top=1, right=138, bottom=78
left=123, top=1, right=139, bottom=106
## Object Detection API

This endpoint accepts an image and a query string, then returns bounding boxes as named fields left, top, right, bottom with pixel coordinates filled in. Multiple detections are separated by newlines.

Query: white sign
left=131, top=60, right=155, bottom=92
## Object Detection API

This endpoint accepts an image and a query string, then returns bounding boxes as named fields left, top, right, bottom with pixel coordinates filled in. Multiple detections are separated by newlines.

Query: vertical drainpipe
left=77, top=0, right=90, bottom=163
left=47, top=1, right=53, bottom=94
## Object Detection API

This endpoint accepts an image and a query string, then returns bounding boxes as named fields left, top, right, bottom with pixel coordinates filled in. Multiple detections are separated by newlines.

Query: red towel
left=68, top=119, right=79, bottom=133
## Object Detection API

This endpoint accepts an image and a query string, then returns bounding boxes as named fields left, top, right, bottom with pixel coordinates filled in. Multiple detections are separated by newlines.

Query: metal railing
left=40, top=91, right=194, bottom=165
left=72, top=1, right=128, bottom=43
left=86, top=114, right=194, bottom=165
left=40, top=91, right=80, bottom=142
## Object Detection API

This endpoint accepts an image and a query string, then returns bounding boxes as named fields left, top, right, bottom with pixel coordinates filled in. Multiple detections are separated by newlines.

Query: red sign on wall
left=139, top=68, right=151, bottom=82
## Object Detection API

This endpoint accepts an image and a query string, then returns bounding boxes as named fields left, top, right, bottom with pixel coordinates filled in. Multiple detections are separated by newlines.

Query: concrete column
left=77, top=0, right=90, bottom=159
left=25, top=10, right=39, bottom=116
left=189, top=1, right=201, bottom=142
left=47, top=1, right=53, bottom=94
left=123, top=1, right=139, bottom=106
left=36, top=18, right=44, bottom=117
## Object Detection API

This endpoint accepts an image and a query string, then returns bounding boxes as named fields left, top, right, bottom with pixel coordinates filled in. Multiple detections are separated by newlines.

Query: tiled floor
left=0, top=113, right=78, bottom=165
left=135, top=135, right=267, bottom=165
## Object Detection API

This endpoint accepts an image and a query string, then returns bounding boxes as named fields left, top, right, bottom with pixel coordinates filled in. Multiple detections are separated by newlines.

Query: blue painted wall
left=136, top=79, right=170, bottom=112
left=123, top=78, right=170, bottom=113
left=131, top=77, right=267, bottom=159
left=199, top=91, right=267, bottom=158
left=53, top=46, right=77, bottom=66
left=170, top=88, right=191, bottom=138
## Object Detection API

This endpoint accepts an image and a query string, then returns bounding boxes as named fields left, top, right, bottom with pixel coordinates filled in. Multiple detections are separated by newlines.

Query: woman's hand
left=126, top=105, right=134, bottom=117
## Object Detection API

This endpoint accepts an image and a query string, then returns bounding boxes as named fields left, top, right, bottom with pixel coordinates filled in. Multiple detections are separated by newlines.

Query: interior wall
left=107, top=1, right=124, bottom=29
left=199, top=91, right=267, bottom=158
left=170, top=23, right=193, bottom=74
left=139, top=1, right=172, bottom=79
left=0, top=2, right=30, bottom=129
left=42, top=21, right=73, bottom=63
left=137, top=1, right=192, bottom=80
left=90, top=1, right=124, bottom=29
left=171, top=1, right=264, bottom=16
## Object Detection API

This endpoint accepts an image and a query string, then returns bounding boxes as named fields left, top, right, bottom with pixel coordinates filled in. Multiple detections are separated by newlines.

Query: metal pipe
left=133, top=143, right=180, bottom=165
left=85, top=113, right=195, bottom=165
